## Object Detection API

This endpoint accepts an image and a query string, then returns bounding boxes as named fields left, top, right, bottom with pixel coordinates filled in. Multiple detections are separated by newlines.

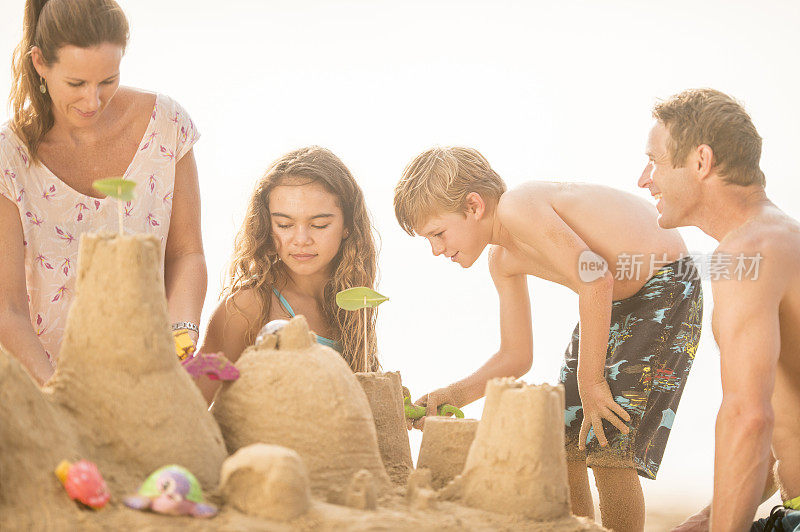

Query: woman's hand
left=29, top=356, right=55, bottom=386
left=577, top=379, right=631, bottom=448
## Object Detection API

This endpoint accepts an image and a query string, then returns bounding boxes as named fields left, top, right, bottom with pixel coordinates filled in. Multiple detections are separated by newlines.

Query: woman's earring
left=39, top=76, right=47, bottom=94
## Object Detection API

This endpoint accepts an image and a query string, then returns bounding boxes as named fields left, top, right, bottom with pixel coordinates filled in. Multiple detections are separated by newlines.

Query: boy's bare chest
left=496, top=245, right=573, bottom=287
left=496, top=243, right=650, bottom=298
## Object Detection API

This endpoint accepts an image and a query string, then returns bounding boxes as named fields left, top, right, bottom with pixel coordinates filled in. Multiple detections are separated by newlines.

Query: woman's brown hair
left=9, top=0, right=129, bottom=163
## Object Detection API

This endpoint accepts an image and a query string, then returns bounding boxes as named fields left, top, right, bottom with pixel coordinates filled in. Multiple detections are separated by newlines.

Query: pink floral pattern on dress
left=0, top=93, right=199, bottom=363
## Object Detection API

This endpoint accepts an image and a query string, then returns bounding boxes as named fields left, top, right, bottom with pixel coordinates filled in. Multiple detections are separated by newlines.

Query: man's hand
left=671, top=505, right=710, bottom=532
left=408, top=386, right=460, bottom=431
left=578, top=379, right=630, bottom=448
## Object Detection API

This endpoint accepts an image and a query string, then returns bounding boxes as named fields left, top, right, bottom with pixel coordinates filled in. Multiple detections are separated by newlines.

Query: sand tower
left=354, top=371, right=413, bottom=485
left=50, top=234, right=228, bottom=490
left=213, top=316, right=390, bottom=497
left=417, top=417, right=478, bottom=489
left=455, top=378, right=571, bottom=520
left=0, top=233, right=228, bottom=529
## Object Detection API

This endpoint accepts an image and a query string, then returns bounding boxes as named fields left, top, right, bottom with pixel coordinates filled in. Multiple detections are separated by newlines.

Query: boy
left=394, top=147, right=702, bottom=531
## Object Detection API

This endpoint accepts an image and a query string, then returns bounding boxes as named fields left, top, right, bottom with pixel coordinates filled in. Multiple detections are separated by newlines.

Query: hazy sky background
left=2, top=0, right=798, bottom=518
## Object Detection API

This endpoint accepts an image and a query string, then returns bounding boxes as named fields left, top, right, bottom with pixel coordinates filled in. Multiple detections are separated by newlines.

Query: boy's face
left=415, top=211, right=488, bottom=268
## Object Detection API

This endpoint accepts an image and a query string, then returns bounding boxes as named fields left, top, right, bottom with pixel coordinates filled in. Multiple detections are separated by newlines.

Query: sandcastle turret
left=213, top=316, right=390, bottom=497
left=49, top=234, right=228, bottom=490
left=355, top=371, right=413, bottom=485
left=417, top=417, right=478, bottom=489
left=455, top=378, right=571, bottom=520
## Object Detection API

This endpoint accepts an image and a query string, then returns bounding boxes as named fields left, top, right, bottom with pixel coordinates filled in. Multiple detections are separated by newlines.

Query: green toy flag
left=335, top=287, right=389, bottom=371
left=92, top=177, right=136, bottom=236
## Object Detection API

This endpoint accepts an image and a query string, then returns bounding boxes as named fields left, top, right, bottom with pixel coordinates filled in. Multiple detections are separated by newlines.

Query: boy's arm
left=498, top=197, right=630, bottom=445
left=414, top=246, right=533, bottom=425
left=709, top=244, right=783, bottom=531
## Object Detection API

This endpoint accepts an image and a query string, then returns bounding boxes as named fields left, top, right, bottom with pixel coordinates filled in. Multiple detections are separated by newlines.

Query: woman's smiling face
left=32, top=43, right=124, bottom=129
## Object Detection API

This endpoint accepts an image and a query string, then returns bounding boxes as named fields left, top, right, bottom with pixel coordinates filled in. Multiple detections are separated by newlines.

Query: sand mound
left=219, top=443, right=311, bottom=520
left=452, top=378, right=571, bottom=520
left=355, top=371, right=413, bottom=485
left=0, top=234, right=227, bottom=529
left=213, top=316, right=390, bottom=497
left=417, top=417, right=478, bottom=489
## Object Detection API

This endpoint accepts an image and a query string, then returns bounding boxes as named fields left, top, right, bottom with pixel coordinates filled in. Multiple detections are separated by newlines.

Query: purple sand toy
left=181, top=352, right=239, bottom=381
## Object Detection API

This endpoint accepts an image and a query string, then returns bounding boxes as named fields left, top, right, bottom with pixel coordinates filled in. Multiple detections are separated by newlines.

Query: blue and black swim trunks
left=560, top=256, right=703, bottom=479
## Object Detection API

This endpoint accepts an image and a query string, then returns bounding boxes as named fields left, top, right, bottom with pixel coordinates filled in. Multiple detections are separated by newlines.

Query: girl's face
left=32, top=43, right=123, bottom=129
left=268, top=179, right=348, bottom=278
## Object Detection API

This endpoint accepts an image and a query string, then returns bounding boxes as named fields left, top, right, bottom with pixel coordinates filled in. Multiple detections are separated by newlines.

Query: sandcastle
left=0, top=233, right=605, bottom=531
left=212, top=315, right=392, bottom=497
left=354, top=371, right=413, bottom=485
left=443, top=378, right=572, bottom=520
left=0, top=234, right=227, bottom=530
left=417, top=417, right=479, bottom=489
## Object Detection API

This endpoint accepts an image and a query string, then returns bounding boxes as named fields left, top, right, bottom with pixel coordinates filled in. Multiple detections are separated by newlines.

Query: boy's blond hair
left=394, top=147, right=507, bottom=235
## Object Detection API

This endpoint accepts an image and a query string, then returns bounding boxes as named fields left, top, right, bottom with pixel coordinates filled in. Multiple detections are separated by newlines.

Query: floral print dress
left=0, top=93, right=199, bottom=364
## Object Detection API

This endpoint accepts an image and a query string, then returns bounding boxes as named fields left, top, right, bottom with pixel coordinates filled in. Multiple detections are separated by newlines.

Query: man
left=638, top=88, right=800, bottom=531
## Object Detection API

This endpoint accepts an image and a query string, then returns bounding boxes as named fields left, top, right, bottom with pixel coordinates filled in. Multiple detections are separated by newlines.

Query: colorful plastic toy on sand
left=55, top=459, right=111, bottom=510
left=123, top=465, right=218, bottom=518
left=181, top=351, right=240, bottom=381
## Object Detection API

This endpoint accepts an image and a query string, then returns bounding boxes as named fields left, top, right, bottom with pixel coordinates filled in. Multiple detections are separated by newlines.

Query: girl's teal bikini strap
left=272, top=287, right=342, bottom=352
left=272, top=287, right=295, bottom=317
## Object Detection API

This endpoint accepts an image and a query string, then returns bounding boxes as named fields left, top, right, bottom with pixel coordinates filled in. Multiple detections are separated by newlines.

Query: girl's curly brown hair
left=223, top=146, right=380, bottom=372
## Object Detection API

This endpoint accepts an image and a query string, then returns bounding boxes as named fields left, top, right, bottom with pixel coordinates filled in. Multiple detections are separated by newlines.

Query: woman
left=197, top=146, right=380, bottom=402
left=0, top=0, right=205, bottom=384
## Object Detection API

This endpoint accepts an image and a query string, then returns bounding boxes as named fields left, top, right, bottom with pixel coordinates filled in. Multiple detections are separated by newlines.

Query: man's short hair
left=394, top=147, right=507, bottom=235
left=653, top=88, right=765, bottom=187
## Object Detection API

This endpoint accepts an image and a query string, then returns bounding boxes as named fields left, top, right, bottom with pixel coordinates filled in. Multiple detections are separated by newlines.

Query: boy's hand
left=577, top=379, right=630, bottom=449
left=408, top=386, right=459, bottom=431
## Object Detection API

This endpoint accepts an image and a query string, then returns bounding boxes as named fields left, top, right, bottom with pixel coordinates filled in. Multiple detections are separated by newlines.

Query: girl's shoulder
left=224, top=286, right=264, bottom=318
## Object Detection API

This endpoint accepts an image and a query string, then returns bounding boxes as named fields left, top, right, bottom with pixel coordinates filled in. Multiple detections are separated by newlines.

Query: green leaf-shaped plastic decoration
left=335, top=287, right=389, bottom=311
left=92, top=177, right=136, bottom=202
left=403, top=396, right=464, bottom=420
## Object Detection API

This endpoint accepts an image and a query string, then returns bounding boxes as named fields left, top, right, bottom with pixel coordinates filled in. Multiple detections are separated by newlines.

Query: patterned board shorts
left=560, top=256, right=703, bottom=480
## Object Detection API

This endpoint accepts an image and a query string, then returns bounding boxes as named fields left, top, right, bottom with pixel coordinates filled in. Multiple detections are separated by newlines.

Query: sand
left=447, top=378, right=572, bottom=520
left=417, top=417, right=478, bottom=489
left=219, top=443, right=311, bottom=520
left=0, top=233, right=606, bottom=531
left=212, top=316, right=391, bottom=498
left=355, top=371, right=413, bottom=485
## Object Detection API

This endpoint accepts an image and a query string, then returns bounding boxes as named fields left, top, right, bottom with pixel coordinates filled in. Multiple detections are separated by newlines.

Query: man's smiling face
left=638, top=121, right=697, bottom=229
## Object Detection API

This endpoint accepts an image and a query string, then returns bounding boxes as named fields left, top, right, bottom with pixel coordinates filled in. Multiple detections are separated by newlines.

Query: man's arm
left=671, top=453, right=777, bottom=532
left=710, top=244, right=783, bottom=531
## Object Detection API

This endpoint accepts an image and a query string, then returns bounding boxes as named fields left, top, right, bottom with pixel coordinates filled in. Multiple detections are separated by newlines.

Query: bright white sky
left=2, top=0, right=798, bottom=514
